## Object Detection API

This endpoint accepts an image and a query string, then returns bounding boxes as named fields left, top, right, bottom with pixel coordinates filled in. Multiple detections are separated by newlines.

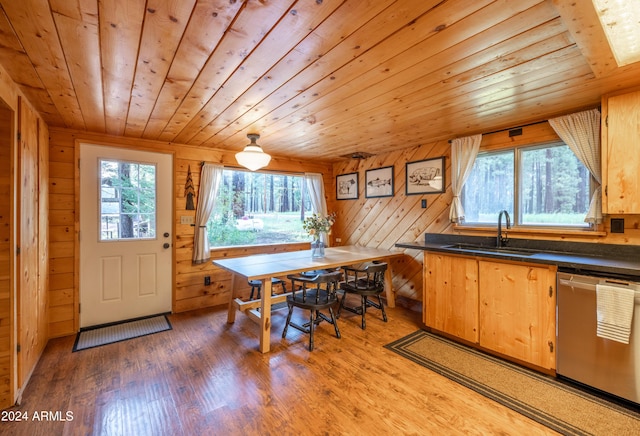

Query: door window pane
left=100, top=159, right=157, bottom=240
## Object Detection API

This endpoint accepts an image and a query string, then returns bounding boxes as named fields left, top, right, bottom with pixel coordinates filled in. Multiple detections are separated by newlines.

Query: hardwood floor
left=2, top=299, right=558, bottom=435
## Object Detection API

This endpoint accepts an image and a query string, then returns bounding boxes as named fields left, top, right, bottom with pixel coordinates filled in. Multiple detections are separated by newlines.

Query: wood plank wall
left=331, top=138, right=451, bottom=303
left=0, top=101, right=12, bottom=408
left=47, top=128, right=334, bottom=337
left=331, top=120, right=640, bottom=304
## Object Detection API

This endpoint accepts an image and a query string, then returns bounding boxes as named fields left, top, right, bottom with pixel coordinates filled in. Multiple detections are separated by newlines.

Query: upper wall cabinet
left=602, top=89, right=640, bottom=214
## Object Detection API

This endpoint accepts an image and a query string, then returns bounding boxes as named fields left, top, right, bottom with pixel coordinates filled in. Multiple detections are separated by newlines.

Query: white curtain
left=449, top=134, right=482, bottom=223
left=548, top=108, right=602, bottom=224
left=192, top=164, right=223, bottom=264
left=304, top=172, right=330, bottom=246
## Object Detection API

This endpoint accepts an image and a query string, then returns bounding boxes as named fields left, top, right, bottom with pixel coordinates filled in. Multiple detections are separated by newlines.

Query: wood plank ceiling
left=0, top=0, right=639, bottom=161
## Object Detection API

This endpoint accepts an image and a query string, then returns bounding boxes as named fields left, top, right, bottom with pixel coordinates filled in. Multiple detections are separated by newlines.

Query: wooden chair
left=282, top=270, right=343, bottom=351
left=338, top=262, right=388, bottom=329
left=248, top=278, right=287, bottom=300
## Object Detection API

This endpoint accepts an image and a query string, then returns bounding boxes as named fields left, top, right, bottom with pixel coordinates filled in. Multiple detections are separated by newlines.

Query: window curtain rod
left=448, top=119, right=548, bottom=143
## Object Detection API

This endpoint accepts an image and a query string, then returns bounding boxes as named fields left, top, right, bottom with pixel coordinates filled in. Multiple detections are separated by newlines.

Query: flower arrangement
left=302, top=212, right=336, bottom=240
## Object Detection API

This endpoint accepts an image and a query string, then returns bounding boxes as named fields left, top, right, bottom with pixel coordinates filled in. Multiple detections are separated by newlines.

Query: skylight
left=592, top=0, right=640, bottom=66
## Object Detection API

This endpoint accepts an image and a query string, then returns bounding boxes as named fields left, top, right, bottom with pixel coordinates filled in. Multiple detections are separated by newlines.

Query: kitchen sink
left=442, top=243, right=537, bottom=257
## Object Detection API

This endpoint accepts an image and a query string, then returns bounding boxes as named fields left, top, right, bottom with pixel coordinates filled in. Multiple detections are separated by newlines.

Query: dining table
left=214, top=245, right=404, bottom=353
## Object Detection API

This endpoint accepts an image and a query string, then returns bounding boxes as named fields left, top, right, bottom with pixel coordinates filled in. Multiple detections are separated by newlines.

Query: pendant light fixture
left=235, top=133, right=271, bottom=171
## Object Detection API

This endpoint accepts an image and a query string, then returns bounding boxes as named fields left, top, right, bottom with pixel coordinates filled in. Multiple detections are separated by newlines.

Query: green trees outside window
left=207, top=169, right=312, bottom=247
left=100, top=159, right=156, bottom=240
left=462, top=142, right=592, bottom=227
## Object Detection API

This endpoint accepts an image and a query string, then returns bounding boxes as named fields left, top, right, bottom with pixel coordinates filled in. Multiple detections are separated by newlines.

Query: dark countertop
left=396, top=233, right=640, bottom=280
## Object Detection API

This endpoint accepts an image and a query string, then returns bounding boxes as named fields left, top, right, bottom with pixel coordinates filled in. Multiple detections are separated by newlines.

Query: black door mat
left=73, top=314, right=172, bottom=352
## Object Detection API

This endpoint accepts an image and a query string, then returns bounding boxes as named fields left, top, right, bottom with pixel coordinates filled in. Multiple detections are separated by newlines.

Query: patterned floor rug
left=385, top=330, right=640, bottom=436
left=73, top=314, right=172, bottom=352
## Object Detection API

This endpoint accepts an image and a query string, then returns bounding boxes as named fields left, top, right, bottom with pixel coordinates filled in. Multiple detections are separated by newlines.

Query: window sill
left=452, top=225, right=607, bottom=239
left=209, top=241, right=310, bottom=253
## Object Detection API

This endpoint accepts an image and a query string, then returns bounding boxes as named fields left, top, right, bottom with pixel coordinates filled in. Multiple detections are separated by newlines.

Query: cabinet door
left=424, top=253, right=478, bottom=343
left=478, top=261, right=556, bottom=370
left=604, top=90, right=640, bottom=214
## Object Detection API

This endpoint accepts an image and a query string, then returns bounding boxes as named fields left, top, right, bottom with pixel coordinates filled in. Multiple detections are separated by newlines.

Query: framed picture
left=365, top=166, right=394, bottom=198
left=336, top=172, right=359, bottom=200
left=406, top=157, right=445, bottom=195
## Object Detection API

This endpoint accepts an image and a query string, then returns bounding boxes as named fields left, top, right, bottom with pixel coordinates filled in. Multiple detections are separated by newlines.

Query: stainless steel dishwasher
left=557, top=272, right=640, bottom=405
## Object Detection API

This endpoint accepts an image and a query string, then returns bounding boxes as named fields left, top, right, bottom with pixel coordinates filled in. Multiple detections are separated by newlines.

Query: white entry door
left=79, top=144, right=173, bottom=328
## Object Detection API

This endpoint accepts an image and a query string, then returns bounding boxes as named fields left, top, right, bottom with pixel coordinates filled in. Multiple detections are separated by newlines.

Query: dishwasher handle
left=558, top=278, right=597, bottom=291
left=558, top=277, right=637, bottom=292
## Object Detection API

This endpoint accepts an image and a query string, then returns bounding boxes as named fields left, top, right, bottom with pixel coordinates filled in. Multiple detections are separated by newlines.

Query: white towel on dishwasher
left=596, top=283, right=635, bottom=344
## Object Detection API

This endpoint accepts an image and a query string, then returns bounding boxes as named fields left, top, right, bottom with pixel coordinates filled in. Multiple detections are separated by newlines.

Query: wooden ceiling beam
left=550, top=0, right=617, bottom=78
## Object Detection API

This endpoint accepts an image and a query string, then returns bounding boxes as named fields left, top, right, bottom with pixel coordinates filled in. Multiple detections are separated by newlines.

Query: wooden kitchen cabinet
left=424, top=252, right=479, bottom=343
left=602, top=89, right=640, bottom=214
left=478, top=260, right=557, bottom=370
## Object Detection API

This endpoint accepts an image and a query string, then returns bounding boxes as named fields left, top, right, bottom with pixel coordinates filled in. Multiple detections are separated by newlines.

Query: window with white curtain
left=461, top=141, right=593, bottom=227
left=206, top=169, right=312, bottom=247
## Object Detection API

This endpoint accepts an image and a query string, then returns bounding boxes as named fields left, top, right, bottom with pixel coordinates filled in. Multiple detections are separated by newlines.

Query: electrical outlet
left=611, top=218, right=624, bottom=233
left=204, top=276, right=211, bottom=286
left=421, top=199, right=427, bottom=208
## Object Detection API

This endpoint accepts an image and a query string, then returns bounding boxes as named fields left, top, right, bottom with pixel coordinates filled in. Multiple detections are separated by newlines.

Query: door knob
left=163, top=243, right=170, bottom=249
left=164, top=232, right=170, bottom=238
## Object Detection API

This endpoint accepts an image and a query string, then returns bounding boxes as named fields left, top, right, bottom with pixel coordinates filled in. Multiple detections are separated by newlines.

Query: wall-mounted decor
left=365, top=166, right=394, bottom=198
left=406, top=157, right=445, bottom=195
left=336, top=172, right=359, bottom=200
left=184, top=165, right=195, bottom=210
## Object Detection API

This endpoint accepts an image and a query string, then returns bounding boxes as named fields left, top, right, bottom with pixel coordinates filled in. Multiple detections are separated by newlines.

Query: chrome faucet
left=497, top=210, right=511, bottom=248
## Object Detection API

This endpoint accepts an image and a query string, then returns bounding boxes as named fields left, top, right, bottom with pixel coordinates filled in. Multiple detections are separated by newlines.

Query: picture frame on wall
left=365, top=166, right=394, bottom=198
left=405, top=157, right=445, bottom=195
left=336, top=172, right=359, bottom=200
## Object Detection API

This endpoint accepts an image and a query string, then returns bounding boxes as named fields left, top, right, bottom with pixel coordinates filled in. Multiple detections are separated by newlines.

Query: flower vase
left=311, top=238, right=325, bottom=258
